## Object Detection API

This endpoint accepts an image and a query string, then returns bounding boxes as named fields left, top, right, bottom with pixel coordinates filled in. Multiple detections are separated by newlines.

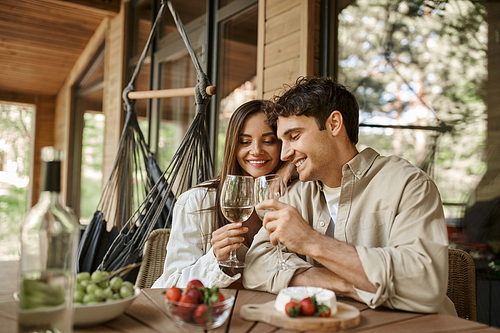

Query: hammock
left=78, top=1, right=214, bottom=281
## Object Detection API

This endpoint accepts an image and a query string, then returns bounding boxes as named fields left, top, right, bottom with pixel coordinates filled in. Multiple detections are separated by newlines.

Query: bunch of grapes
left=74, top=271, right=135, bottom=305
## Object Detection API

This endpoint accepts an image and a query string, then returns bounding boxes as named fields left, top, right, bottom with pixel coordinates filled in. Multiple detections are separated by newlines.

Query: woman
left=152, top=100, right=292, bottom=288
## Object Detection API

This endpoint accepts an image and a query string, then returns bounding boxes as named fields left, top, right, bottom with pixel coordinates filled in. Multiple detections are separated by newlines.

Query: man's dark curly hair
left=266, top=76, right=359, bottom=144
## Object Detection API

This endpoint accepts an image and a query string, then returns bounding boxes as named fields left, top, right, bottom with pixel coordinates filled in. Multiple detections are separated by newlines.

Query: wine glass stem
left=228, top=249, right=238, bottom=262
left=277, top=241, right=285, bottom=265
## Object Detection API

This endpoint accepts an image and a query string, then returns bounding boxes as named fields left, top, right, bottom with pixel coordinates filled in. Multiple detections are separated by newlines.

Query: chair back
left=136, top=228, right=171, bottom=289
left=447, top=248, right=477, bottom=320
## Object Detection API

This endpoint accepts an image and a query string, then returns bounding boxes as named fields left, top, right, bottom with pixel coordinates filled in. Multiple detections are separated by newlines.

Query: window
left=215, top=4, right=258, bottom=170
left=72, top=44, right=105, bottom=224
left=0, top=101, right=34, bottom=260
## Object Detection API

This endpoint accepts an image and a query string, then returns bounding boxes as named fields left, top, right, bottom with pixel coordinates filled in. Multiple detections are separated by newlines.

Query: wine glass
left=219, top=175, right=255, bottom=268
left=254, top=174, right=297, bottom=271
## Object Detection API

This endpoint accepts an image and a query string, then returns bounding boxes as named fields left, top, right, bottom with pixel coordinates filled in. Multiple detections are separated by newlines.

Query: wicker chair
left=447, top=248, right=477, bottom=321
left=135, top=228, right=171, bottom=289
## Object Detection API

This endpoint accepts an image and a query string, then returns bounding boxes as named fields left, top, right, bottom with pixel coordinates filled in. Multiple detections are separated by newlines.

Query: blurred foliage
left=0, top=185, right=26, bottom=259
left=79, top=113, right=105, bottom=224
left=0, top=103, right=32, bottom=178
left=0, top=102, right=33, bottom=260
left=338, top=0, right=487, bottom=213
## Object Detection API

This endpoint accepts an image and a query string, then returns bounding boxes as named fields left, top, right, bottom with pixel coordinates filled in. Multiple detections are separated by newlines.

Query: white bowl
left=74, top=286, right=141, bottom=327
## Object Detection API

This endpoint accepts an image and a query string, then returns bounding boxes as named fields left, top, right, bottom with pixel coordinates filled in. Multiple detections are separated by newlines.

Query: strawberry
left=311, top=295, right=331, bottom=317
left=186, top=288, right=203, bottom=304
left=165, top=286, right=182, bottom=302
left=319, top=307, right=331, bottom=317
left=173, top=308, right=191, bottom=322
left=217, top=291, right=225, bottom=303
left=186, top=279, right=204, bottom=290
left=177, top=294, right=196, bottom=314
left=193, top=304, right=209, bottom=325
left=285, top=301, right=300, bottom=317
left=299, top=297, right=316, bottom=316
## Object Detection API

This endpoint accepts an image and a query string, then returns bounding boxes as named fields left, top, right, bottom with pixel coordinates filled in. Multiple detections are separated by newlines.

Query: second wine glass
left=254, top=174, right=296, bottom=271
left=219, top=175, right=255, bottom=268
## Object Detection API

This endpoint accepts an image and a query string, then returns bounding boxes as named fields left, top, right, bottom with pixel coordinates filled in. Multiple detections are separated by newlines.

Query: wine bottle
left=17, top=147, right=80, bottom=333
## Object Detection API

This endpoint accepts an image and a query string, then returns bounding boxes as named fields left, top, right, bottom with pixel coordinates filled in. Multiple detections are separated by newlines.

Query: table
left=1, top=261, right=500, bottom=333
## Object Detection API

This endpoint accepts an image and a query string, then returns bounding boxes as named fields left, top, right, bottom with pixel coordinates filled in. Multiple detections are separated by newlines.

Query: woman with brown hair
left=152, top=100, right=292, bottom=288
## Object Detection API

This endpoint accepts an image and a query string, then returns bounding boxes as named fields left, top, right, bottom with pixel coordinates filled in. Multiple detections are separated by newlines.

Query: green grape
left=80, top=279, right=90, bottom=289
left=86, top=283, right=99, bottom=295
left=74, top=290, right=85, bottom=303
left=103, top=287, right=114, bottom=300
left=119, top=285, right=134, bottom=299
left=122, top=281, right=134, bottom=290
left=93, top=287, right=105, bottom=300
left=90, top=270, right=106, bottom=283
left=76, top=283, right=86, bottom=293
left=110, top=277, right=122, bottom=291
left=98, top=280, right=110, bottom=289
left=112, top=292, right=122, bottom=300
left=76, top=272, right=91, bottom=282
left=82, top=294, right=99, bottom=304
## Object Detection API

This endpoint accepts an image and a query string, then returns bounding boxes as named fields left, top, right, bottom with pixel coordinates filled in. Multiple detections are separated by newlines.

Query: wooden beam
left=127, top=86, right=217, bottom=100
left=58, top=0, right=120, bottom=13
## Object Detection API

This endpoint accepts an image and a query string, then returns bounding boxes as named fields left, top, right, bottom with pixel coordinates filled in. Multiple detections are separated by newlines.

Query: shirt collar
left=344, top=147, right=379, bottom=180
left=315, top=147, right=379, bottom=190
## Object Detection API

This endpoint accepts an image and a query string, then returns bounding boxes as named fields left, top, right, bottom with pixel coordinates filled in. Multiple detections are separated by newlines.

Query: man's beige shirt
left=243, top=148, right=457, bottom=315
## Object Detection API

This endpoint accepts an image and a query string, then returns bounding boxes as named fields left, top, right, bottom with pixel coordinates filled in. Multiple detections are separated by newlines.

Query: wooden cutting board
left=240, top=301, right=360, bottom=331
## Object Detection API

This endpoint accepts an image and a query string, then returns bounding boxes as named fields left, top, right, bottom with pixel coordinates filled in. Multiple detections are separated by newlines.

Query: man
left=243, top=76, right=457, bottom=315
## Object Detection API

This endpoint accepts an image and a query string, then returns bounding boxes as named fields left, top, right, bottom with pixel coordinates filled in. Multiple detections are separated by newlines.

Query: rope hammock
left=77, top=0, right=214, bottom=282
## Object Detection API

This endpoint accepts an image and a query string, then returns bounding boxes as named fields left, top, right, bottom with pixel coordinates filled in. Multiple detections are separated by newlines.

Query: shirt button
left=320, top=222, right=325, bottom=227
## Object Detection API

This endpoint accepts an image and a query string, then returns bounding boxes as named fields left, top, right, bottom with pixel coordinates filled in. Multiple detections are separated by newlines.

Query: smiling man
left=243, top=76, right=457, bottom=315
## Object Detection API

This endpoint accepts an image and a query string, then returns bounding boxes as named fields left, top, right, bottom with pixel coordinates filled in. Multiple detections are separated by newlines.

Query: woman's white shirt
left=151, top=186, right=242, bottom=288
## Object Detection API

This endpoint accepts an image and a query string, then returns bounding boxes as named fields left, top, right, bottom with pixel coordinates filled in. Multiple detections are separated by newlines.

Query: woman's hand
left=275, top=161, right=298, bottom=185
left=211, top=223, right=248, bottom=261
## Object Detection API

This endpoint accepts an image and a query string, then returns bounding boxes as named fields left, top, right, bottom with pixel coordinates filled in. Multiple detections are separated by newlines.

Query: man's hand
left=256, top=199, right=316, bottom=254
left=274, top=161, right=298, bottom=185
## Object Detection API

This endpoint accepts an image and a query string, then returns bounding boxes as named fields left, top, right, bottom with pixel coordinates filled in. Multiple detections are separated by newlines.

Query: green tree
left=338, top=0, right=487, bottom=212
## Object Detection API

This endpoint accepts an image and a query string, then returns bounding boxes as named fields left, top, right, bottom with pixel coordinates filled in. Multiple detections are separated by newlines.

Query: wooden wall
left=102, top=1, right=129, bottom=184
left=257, top=0, right=320, bottom=100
